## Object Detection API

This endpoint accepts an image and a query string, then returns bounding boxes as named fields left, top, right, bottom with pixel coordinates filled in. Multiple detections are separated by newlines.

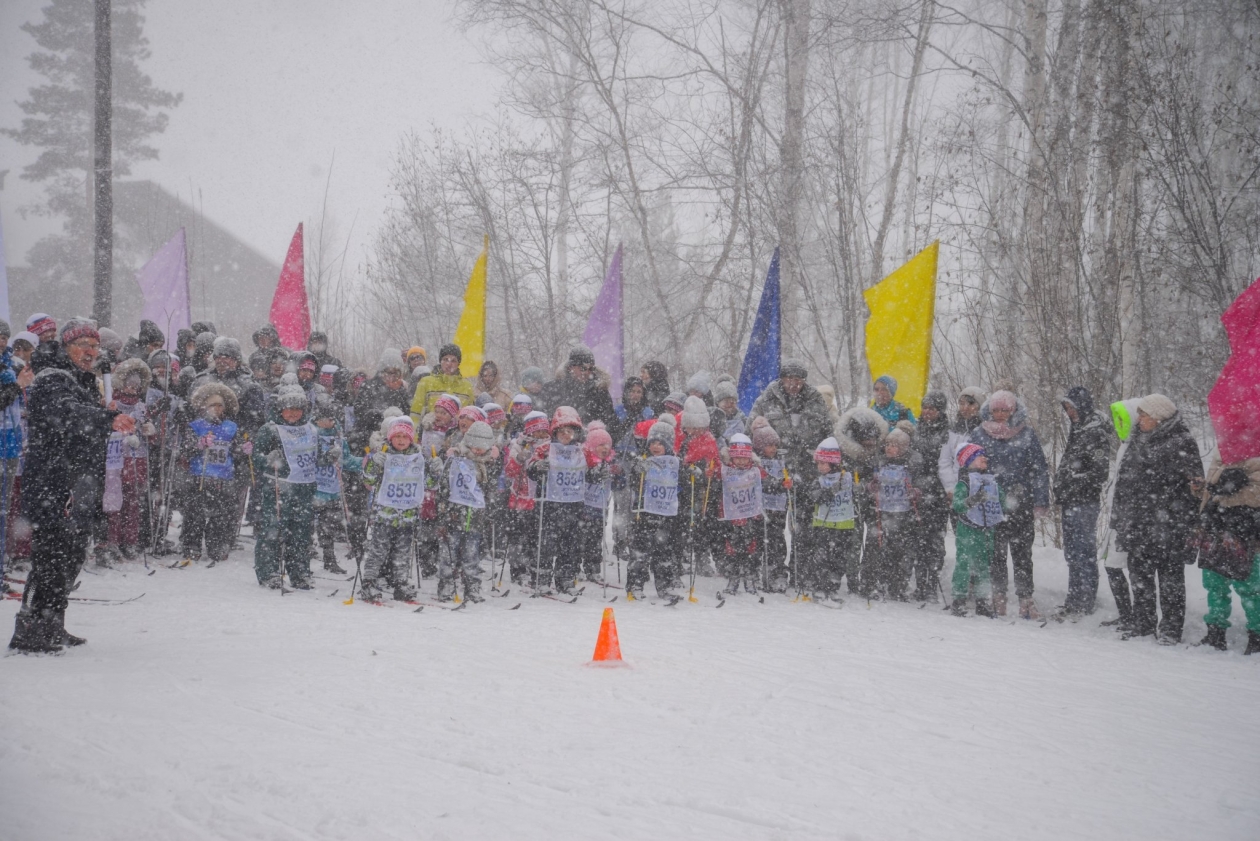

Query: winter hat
left=814, top=437, right=843, bottom=464
left=874, top=375, right=898, bottom=396
left=663, top=392, right=686, bottom=413
left=713, top=380, right=738, bottom=404
left=988, top=390, right=1018, bottom=412
left=922, top=390, right=947, bottom=413
left=780, top=358, right=808, bottom=380
left=520, top=367, right=545, bottom=388
left=463, top=420, right=495, bottom=451
left=1137, top=393, right=1177, bottom=423
left=387, top=415, right=416, bottom=444
left=681, top=396, right=709, bottom=430
left=459, top=405, right=487, bottom=423
left=212, top=336, right=243, bottom=361
left=585, top=421, right=613, bottom=452
left=276, top=387, right=308, bottom=412
left=510, top=394, right=533, bottom=415
left=1062, top=386, right=1095, bottom=417
left=435, top=394, right=461, bottom=419
left=647, top=421, right=676, bottom=453
left=248, top=350, right=268, bottom=372
left=307, top=331, right=328, bottom=349
left=483, top=403, right=506, bottom=426
left=405, top=346, right=427, bottom=365
left=523, top=411, right=550, bottom=436
left=956, top=442, right=985, bottom=469
left=475, top=391, right=493, bottom=408
left=686, top=370, right=712, bottom=397
left=11, top=330, right=39, bottom=348
left=377, top=349, right=404, bottom=375
left=279, top=372, right=300, bottom=388
left=319, top=364, right=338, bottom=388
left=886, top=428, right=912, bottom=449
left=313, top=395, right=339, bottom=421
left=0, top=320, right=9, bottom=339
left=567, top=346, right=596, bottom=368
left=60, top=317, right=99, bottom=346
left=98, top=327, right=123, bottom=355
left=190, top=321, right=217, bottom=337
left=658, top=412, right=677, bottom=428
left=438, top=343, right=462, bottom=364
left=137, top=319, right=163, bottom=347
left=895, top=420, right=916, bottom=437
left=958, top=386, right=986, bottom=405
left=750, top=416, right=780, bottom=450
left=727, top=433, right=753, bottom=459
left=550, top=405, right=583, bottom=431
left=297, top=354, right=318, bottom=373
left=252, top=324, right=279, bottom=348
left=27, top=313, right=56, bottom=338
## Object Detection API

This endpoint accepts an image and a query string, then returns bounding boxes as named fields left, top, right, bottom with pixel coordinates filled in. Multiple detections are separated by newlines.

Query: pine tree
left=2, top=0, right=180, bottom=306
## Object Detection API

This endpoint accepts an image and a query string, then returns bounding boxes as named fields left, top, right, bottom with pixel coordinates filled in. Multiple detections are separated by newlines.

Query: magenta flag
left=270, top=223, right=311, bottom=350
left=1208, top=275, right=1260, bottom=464
left=583, top=244, right=624, bottom=401
left=135, top=228, right=191, bottom=351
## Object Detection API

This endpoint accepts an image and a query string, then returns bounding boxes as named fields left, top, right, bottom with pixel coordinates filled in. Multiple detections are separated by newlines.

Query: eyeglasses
left=68, top=340, right=100, bottom=351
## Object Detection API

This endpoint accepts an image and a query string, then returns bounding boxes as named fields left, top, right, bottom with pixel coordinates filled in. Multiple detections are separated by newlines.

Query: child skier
left=801, top=437, right=858, bottom=601
left=103, top=358, right=156, bottom=562
left=360, top=415, right=425, bottom=602
left=751, top=417, right=792, bottom=592
left=526, top=406, right=588, bottom=595
left=251, top=386, right=320, bottom=589
left=867, top=427, right=926, bottom=600
left=436, top=419, right=499, bottom=602
left=311, top=395, right=361, bottom=575
left=680, top=396, right=721, bottom=578
left=950, top=443, right=1003, bottom=617
left=577, top=421, right=621, bottom=582
left=182, top=383, right=241, bottom=564
left=625, top=419, right=683, bottom=601
left=715, top=433, right=767, bottom=596
left=503, top=410, right=551, bottom=586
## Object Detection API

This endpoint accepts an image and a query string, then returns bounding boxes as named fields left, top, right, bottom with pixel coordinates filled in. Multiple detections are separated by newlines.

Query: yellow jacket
left=410, top=372, right=475, bottom=424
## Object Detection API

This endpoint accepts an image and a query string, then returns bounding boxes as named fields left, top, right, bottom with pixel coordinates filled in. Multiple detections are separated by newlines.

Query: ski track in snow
left=2, top=545, right=1258, bottom=840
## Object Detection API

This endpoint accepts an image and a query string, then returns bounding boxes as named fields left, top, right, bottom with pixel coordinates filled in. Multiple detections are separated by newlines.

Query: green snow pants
left=1203, top=555, right=1260, bottom=633
left=254, top=480, right=316, bottom=586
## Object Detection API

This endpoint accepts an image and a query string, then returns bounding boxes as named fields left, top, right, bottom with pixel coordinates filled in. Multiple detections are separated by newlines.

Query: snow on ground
left=2, top=540, right=1259, bottom=841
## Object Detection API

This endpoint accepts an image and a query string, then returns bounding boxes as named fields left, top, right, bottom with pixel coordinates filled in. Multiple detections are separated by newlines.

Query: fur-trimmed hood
left=191, top=381, right=239, bottom=418
left=836, top=406, right=889, bottom=461
left=113, top=357, right=152, bottom=395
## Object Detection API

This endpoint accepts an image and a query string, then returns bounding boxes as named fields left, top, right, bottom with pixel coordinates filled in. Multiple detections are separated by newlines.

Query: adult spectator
left=1110, top=394, right=1203, bottom=644
left=193, top=337, right=267, bottom=435
left=640, top=361, right=671, bottom=417
left=539, top=346, right=616, bottom=427
left=937, top=387, right=985, bottom=496
left=1052, top=387, right=1112, bottom=617
left=968, top=390, right=1050, bottom=619
left=252, top=323, right=282, bottom=352
left=9, top=319, right=135, bottom=653
left=912, top=390, right=952, bottom=600
left=404, top=347, right=429, bottom=391
left=352, top=350, right=412, bottom=451
left=871, top=375, right=916, bottom=425
left=748, top=358, right=832, bottom=475
left=472, top=360, right=512, bottom=408
left=519, top=366, right=548, bottom=415
left=11, top=331, right=39, bottom=366
left=306, top=331, right=342, bottom=370
left=25, top=313, right=57, bottom=344
left=613, top=375, right=653, bottom=444
left=409, top=343, right=475, bottom=424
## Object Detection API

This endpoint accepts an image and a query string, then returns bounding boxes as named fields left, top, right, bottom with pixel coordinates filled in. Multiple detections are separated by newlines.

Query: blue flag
left=737, top=248, right=781, bottom=414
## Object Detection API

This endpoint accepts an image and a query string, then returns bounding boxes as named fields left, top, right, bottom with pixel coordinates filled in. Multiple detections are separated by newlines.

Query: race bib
left=377, top=452, right=425, bottom=509
left=106, top=432, right=125, bottom=471
left=642, top=455, right=680, bottom=516
left=964, top=473, right=1005, bottom=528
left=315, top=436, right=342, bottom=495
left=762, top=457, right=788, bottom=512
left=447, top=456, right=486, bottom=509
left=721, top=464, right=763, bottom=521
left=276, top=423, right=318, bottom=484
left=812, top=472, right=855, bottom=529
left=545, top=443, right=586, bottom=503
left=584, top=470, right=612, bottom=510
left=876, top=464, right=911, bottom=513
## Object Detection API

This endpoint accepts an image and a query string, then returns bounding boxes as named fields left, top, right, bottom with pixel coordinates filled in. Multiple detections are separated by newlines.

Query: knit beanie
left=874, top=374, right=898, bottom=397
left=681, top=396, right=709, bottom=430
left=458, top=405, right=487, bottom=423
left=956, top=442, right=985, bottom=468
left=959, top=386, right=986, bottom=405
left=475, top=392, right=493, bottom=408
left=567, top=346, right=595, bottom=368
left=463, top=420, right=495, bottom=451
left=320, top=364, right=338, bottom=388
left=750, top=416, right=780, bottom=450
left=713, top=380, right=738, bottom=404
left=0, top=320, right=9, bottom=339
left=780, top=358, right=808, bottom=379
left=387, top=415, right=416, bottom=444
left=988, top=390, right=1018, bottom=412
left=523, top=410, right=550, bottom=436
left=406, top=346, right=427, bottom=364
left=647, top=421, right=676, bottom=453
left=483, top=403, right=506, bottom=426
left=814, top=437, right=843, bottom=464
left=11, top=330, right=39, bottom=348
left=1137, top=393, right=1178, bottom=423
left=520, top=367, right=545, bottom=388
left=60, top=317, right=99, bottom=346
left=276, top=386, right=307, bottom=412
left=658, top=412, right=677, bottom=428
left=511, top=394, right=533, bottom=415
left=886, top=428, right=912, bottom=449
left=26, top=313, right=56, bottom=338
left=435, top=394, right=461, bottom=419
left=313, top=395, right=339, bottom=421
left=727, top=433, right=753, bottom=459
left=212, top=336, right=243, bottom=361
left=137, top=319, right=163, bottom=346
left=663, top=392, right=686, bottom=413
left=686, top=370, right=712, bottom=396
left=550, top=405, right=582, bottom=431
left=585, top=421, right=613, bottom=451
left=377, top=349, right=404, bottom=375
left=922, top=390, right=947, bottom=413
left=437, top=343, right=462, bottom=365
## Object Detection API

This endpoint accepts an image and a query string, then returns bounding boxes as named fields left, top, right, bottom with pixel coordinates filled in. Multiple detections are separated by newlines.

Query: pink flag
left=582, top=244, right=624, bottom=401
left=135, top=228, right=191, bottom=351
left=1208, top=276, right=1260, bottom=464
left=269, top=223, right=310, bottom=349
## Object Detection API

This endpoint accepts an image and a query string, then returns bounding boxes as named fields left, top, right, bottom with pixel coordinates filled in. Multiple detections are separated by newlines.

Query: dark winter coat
left=641, top=361, right=671, bottom=417
left=350, top=376, right=412, bottom=451
left=913, top=415, right=952, bottom=511
left=538, top=374, right=616, bottom=428
left=1053, top=387, right=1112, bottom=508
left=749, top=380, right=832, bottom=471
left=1111, top=412, right=1203, bottom=556
left=22, top=341, right=119, bottom=531
left=967, top=401, right=1051, bottom=512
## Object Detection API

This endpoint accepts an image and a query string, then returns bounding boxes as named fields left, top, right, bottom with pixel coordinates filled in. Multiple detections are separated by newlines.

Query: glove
left=241, top=441, right=254, bottom=456
left=0, top=368, right=15, bottom=386
left=197, top=434, right=212, bottom=450
left=689, top=464, right=705, bottom=479
left=371, top=451, right=387, bottom=470
left=141, top=422, right=157, bottom=437
left=782, top=476, right=793, bottom=490
left=265, top=451, right=284, bottom=470
left=963, top=490, right=988, bottom=508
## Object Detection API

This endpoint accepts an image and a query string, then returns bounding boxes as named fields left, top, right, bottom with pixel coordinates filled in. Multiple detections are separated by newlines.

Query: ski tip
left=509, top=603, right=521, bottom=610
left=413, top=605, right=425, bottom=613
left=147, top=569, right=156, bottom=576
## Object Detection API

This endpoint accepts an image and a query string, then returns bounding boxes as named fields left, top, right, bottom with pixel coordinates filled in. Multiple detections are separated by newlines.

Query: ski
left=655, top=595, right=682, bottom=607
left=489, top=587, right=512, bottom=599
left=407, top=599, right=467, bottom=612
left=715, top=591, right=726, bottom=608
left=68, top=593, right=146, bottom=605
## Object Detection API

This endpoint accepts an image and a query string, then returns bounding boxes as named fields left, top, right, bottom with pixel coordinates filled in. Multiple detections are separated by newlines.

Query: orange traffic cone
left=590, top=607, right=625, bottom=665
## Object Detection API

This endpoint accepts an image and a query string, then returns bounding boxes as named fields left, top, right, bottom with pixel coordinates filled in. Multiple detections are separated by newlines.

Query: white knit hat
left=1137, top=393, right=1177, bottom=423
left=681, top=396, right=709, bottom=430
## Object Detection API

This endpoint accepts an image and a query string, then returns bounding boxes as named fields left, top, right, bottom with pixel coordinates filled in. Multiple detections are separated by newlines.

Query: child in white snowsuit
left=576, top=421, right=622, bottom=581
left=435, top=420, right=499, bottom=602
left=504, top=410, right=550, bottom=586
left=626, top=420, right=683, bottom=600
left=360, top=415, right=425, bottom=602
left=801, top=437, right=858, bottom=600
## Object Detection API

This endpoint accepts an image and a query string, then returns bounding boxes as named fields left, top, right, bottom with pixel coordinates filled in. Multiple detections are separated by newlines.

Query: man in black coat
left=10, top=319, right=136, bottom=653
left=539, top=347, right=616, bottom=428
left=749, top=358, right=833, bottom=477
left=1053, top=386, right=1113, bottom=616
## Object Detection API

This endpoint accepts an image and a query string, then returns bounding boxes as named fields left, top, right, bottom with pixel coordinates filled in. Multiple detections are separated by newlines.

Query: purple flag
left=135, top=229, right=191, bottom=351
left=583, top=244, right=624, bottom=401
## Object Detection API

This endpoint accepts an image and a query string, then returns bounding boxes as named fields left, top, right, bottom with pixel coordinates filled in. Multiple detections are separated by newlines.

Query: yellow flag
left=453, top=235, right=489, bottom=377
left=863, top=240, right=938, bottom=415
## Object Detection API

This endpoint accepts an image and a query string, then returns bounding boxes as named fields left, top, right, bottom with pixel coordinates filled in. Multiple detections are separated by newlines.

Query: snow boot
left=261, top=574, right=283, bottom=590
left=289, top=578, right=313, bottom=591
left=8, top=608, right=63, bottom=654
left=392, top=581, right=418, bottom=602
left=358, top=578, right=385, bottom=602
left=992, top=592, right=1007, bottom=617
left=950, top=598, right=968, bottom=617
left=1018, top=597, right=1042, bottom=621
left=1245, top=631, right=1260, bottom=656
left=322, top=550, right=346, bottom=575
left=975, top=598, right=994, bottom=618
left=1198, top=625, right=1228, bottom=651
left=723, top=578, right=740, bottom=596
left=52, top=610, right=87, bottom=647
left=464, top=579, right=485, bottom=603
left=627, top=586, right=645, bottom=601
left=118, top=544, right=138, bottom=562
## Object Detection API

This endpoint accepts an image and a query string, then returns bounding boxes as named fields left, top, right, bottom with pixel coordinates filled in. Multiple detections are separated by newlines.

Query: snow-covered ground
left=3, top=539, right=1258, bottom=840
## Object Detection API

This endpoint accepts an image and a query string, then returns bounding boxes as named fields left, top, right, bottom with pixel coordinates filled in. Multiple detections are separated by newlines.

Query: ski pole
left=533, top=479, right=546, bottom=595
left=274, top=470, right=287, bottom=595
left=688, top=471, right=698, bottom=602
